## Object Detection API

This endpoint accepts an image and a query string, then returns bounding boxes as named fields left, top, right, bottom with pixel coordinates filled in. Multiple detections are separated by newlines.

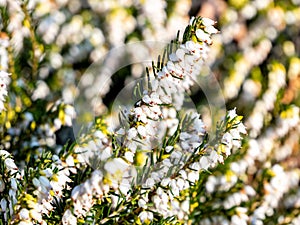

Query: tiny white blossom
left=127, top=127, right=137, bottom=140
left=196, top=29, right=211, bottom=44
left=184, top=41, right=196, bottom=53
left=237, top=122, right=247, bottom=134
left=29, top=208, right=43, bottom=222
left=176, top=49, right=185, bottom=61
left=138, top=211, right=153, bottom=223
left=124, top=151, right=134, bottom=163
left=32, top=178, right=41, bottom=188
left=143, top=177, right=155, bottom=189
left=181, top=200, right=190, bottom=212
left=104, top=158, right=129, bottom=175
left=62, top=209, right=77, bottom=225
left=10, top=178, right=17, bottom=190
left=165, top=146, right=173, bottom=153
left=202, top=17, right=216, bottom=27
left=39, top=176, right=51, bottom=189
left=137, top=125, right=147, bottom=138
left=71, top=185, right=81, bottom=200
left=42, top=168, right=53, bottom=178
left=169, top=53, right=179, bottom=62
left=0, top=150, right=10, bottom=157
left=199, top=156, right=210, bottom=170
left=189, top=16, right=196, bottom=25
left=227, top=108, right=237, bottom=120
left=161, top=177, right=171, bottom=187
left=138, top=198, right=147, bottom=209
left=204, top=25, right=219, bottom=34
left=4, top=158, right=18, bottom=170
left=19, top=208, right=30, bottom=220
left=188, top=171, right=199, bottom=183
left=142, top=95, right=151, bottom=104
left=222, top=132, right=233, bottom=147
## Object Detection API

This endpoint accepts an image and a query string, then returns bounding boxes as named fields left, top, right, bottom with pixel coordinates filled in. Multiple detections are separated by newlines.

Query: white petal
left=4, top=158, right=17, bottom=170
left=202, top=17, right=215, bottom=27
left=199, top=156, right=210, bottom=170
left=169, top=53, right=179, bottom=62
left=165, top=146, right=173, bottom=153
left=196, top=29, right=210, bottom=41
left=137, top=125, right=147, bottom=138
left=205, top=25, right=218, bottom=34
left=19, top=208, right=30, bottom=220
left=127, top=127, right=137, bottom=140
left=176, top=49, right=185, bottom=61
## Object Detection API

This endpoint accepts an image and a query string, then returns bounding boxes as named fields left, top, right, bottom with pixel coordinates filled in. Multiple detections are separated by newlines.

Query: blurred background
left=0, top=0, right=300, bottom=224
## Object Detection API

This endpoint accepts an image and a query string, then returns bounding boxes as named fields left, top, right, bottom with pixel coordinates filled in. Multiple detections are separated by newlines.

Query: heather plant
left=0, top=0, right=299, bottom=225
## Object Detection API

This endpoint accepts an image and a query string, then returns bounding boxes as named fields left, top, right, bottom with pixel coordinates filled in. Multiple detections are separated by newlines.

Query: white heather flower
left=202, top=17, right=216, bottom=27
left=4, top=158, right=18, bottom=170
left=199, top=156, right=210, bottom=170
left=71, top=185, right=81, bottom=200
left=188, top=171, right=199, bottom=183
left=196, top=29, right=211, bottom=44
left=165, top=146, right=173, bottom=153
left=104, top=158, right=129, bottom=175
left=124, top=151, right=134, bottom=163
left=169, top=53, right=179, bottom=62
left=204, top=25, right=219, bottom=34
left=138, top=199, right=147, bottom=209
left=39, top=176, right=51, bottom=189
left=0, top=150, right=10, bottom=157
left=137, top=125, right=147, bottom=138
left=189, top=16, right=196, bottom=25
left=62, top=209, right=77, bottom=225
left=161, top=177, right=171, bottom=187
left=245, top=185, right=256, bottom=196
left=139, top=211, right=153, bottom=223
left=228, top=108, right=237, bottom=120
left=29, top=207, right=43, bottom=222
left=230, top=129, right=242, bottom=148
left=237, top=122, right=247, bottom=134
left=11, top=178, right=17, bottom=190
left=222, top=132, right=233, bottom=148
left=143, top=177, right=155, bottom=189
left=133, top=107, right=147, bottom=123
left=181, top=200, right=190, bottom=212
left=176, top=49, right=185, bottom=61
left=208, top=150, right=219, bottom=165
left=127, top=127, right=138, bottom=140
left=41, top=168, right=53, bottom=178
left=19, top=208, right=30, bottom=220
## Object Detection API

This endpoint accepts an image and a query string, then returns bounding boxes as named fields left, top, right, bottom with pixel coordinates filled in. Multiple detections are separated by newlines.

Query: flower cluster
left=57, top=17, right=246, bottom=224
left=0, top=150, right=20, bottom=222
left=10, top=151, right=77, bottom=224
left=116, top=16, right=219, bottom=164
left=135, top=110, right=246, bottom=223
left=1, top=16, right=244, bottom=225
